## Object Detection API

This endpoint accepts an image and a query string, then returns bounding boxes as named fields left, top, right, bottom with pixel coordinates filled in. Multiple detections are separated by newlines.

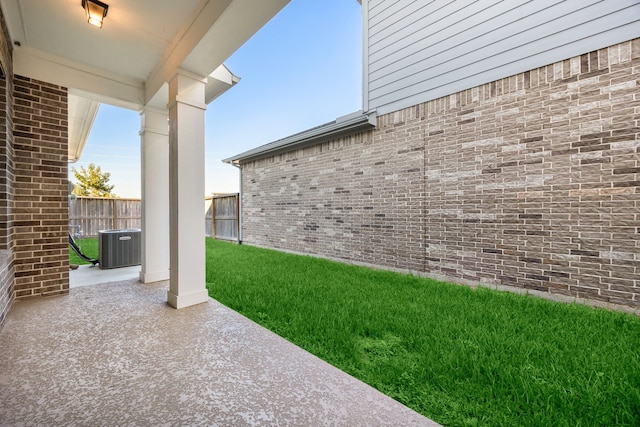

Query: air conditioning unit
left=98, top=229, right=141, bottom=269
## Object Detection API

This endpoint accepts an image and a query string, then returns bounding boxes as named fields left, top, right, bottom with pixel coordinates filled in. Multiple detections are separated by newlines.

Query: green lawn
left=69, top=237, right=98, bottom=265
left=205, top=238, right=640, bottom=427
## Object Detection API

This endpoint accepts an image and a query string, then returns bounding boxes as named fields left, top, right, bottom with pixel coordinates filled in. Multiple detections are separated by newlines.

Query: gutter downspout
left=230, top=162, right=243, bottom=244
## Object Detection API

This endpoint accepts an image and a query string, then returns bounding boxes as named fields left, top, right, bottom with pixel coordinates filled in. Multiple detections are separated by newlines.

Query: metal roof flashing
left=223, top=110, right=377, bottom=165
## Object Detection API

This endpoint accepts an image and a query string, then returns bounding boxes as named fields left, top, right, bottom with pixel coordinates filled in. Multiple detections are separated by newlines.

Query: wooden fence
left=70, top=194, right=239, bottom=240
left=205, top=193, right=239, bottom=241
left=69, top=197, right=141, bottom=237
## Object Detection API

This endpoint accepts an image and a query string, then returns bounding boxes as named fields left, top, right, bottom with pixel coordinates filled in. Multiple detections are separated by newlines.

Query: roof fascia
left=223, top=111, right=377, bottom=165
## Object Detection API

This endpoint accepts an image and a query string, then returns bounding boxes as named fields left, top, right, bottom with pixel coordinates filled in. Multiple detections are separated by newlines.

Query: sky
left=70, top=0, right=363, bottom=199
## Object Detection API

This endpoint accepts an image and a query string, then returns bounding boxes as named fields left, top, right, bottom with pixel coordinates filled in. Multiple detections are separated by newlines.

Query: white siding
left=364, top=0, right=640, bottom=114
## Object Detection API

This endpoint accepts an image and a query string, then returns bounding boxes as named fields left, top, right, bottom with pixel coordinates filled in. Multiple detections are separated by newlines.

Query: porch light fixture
left=82, top=0, right=109, bottom=28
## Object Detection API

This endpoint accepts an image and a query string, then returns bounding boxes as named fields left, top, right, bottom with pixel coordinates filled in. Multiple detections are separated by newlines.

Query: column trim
left=167, top=95, right=207, bottom=111
left=167, top=289, right=209, bottom=310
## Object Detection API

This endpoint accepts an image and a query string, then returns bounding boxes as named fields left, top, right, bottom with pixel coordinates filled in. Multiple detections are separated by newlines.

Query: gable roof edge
left=223, top=110, right=376, bottom=165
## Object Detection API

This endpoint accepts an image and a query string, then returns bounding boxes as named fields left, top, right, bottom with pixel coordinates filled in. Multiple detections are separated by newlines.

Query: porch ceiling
left=0, top=0, right=287, bottom=160
left=3, top=0, right=201, bottom=83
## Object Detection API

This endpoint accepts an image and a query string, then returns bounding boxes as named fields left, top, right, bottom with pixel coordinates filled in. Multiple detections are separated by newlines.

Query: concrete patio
left=0, top=278, right=438, bottom=426
left=69, top=264, right=142, bottom=288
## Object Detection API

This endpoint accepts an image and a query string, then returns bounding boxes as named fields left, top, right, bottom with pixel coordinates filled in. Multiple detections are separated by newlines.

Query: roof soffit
left=1, top=0, right=290, bottom=106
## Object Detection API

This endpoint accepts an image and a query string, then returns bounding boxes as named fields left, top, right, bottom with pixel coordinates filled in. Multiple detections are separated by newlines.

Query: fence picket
left=70, top=195, right=238, bottom=240
left=68, top=197, right=141, bottom=237
left=205, top=194, right=239, bottom=241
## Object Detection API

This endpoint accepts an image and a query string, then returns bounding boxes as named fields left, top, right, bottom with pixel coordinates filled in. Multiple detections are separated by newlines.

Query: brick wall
left=0, top=6, right=14, bottom=326
left=0, top=68, right=13, bottom=252
left=241, top=38, right=640, bottom=310
left=13, top=76, right=69, bottom=298
left=0, top=255, right=13, bottom=325
left=0, top=73, right=14, bottom=324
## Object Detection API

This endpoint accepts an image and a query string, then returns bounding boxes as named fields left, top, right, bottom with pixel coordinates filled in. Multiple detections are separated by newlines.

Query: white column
left=166, top=70, right=209, bottom=309
left=139, top=107, right=170, bottom=283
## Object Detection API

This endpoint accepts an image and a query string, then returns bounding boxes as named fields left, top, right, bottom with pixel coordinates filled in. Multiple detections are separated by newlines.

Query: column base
left=167, top=289, right=209, bottom=309
left=139, top=270, right=170, bottom=284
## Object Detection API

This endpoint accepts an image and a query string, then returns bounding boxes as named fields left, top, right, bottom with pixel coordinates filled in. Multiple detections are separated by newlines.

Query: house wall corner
left=12, top=76, right=70, bottom=299
left=0, top=3, right=14, bottom=327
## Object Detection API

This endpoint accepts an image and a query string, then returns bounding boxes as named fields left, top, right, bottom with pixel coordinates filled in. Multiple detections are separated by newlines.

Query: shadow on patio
left=0, top=279, right=438, bottom=426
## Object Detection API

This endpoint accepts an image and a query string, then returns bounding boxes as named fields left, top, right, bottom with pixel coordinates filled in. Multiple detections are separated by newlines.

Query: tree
left=72, top=163, right=116, bottom=198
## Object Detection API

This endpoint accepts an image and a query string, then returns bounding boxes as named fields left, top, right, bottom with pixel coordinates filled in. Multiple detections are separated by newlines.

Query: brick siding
left=241, top=39, right=640, bottom=310
left=0, top=6, right=14, bottom=326
left=13, top=76, right=69, bottom=298
left=0, top=68, right=14, bottom=252
left=0, top=73, right=14, bottom=324
left=0, top=255, right=13, bottom=326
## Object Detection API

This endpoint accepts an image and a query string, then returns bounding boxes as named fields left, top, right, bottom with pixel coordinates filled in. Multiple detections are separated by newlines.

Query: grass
left=68, top=237, right=98, bottom=265
left=205, top=238, right=640, bottom=426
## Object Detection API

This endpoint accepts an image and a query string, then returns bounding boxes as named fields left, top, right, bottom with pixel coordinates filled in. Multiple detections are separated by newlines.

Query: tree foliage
left=72, top=163, right=116, bottom=198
